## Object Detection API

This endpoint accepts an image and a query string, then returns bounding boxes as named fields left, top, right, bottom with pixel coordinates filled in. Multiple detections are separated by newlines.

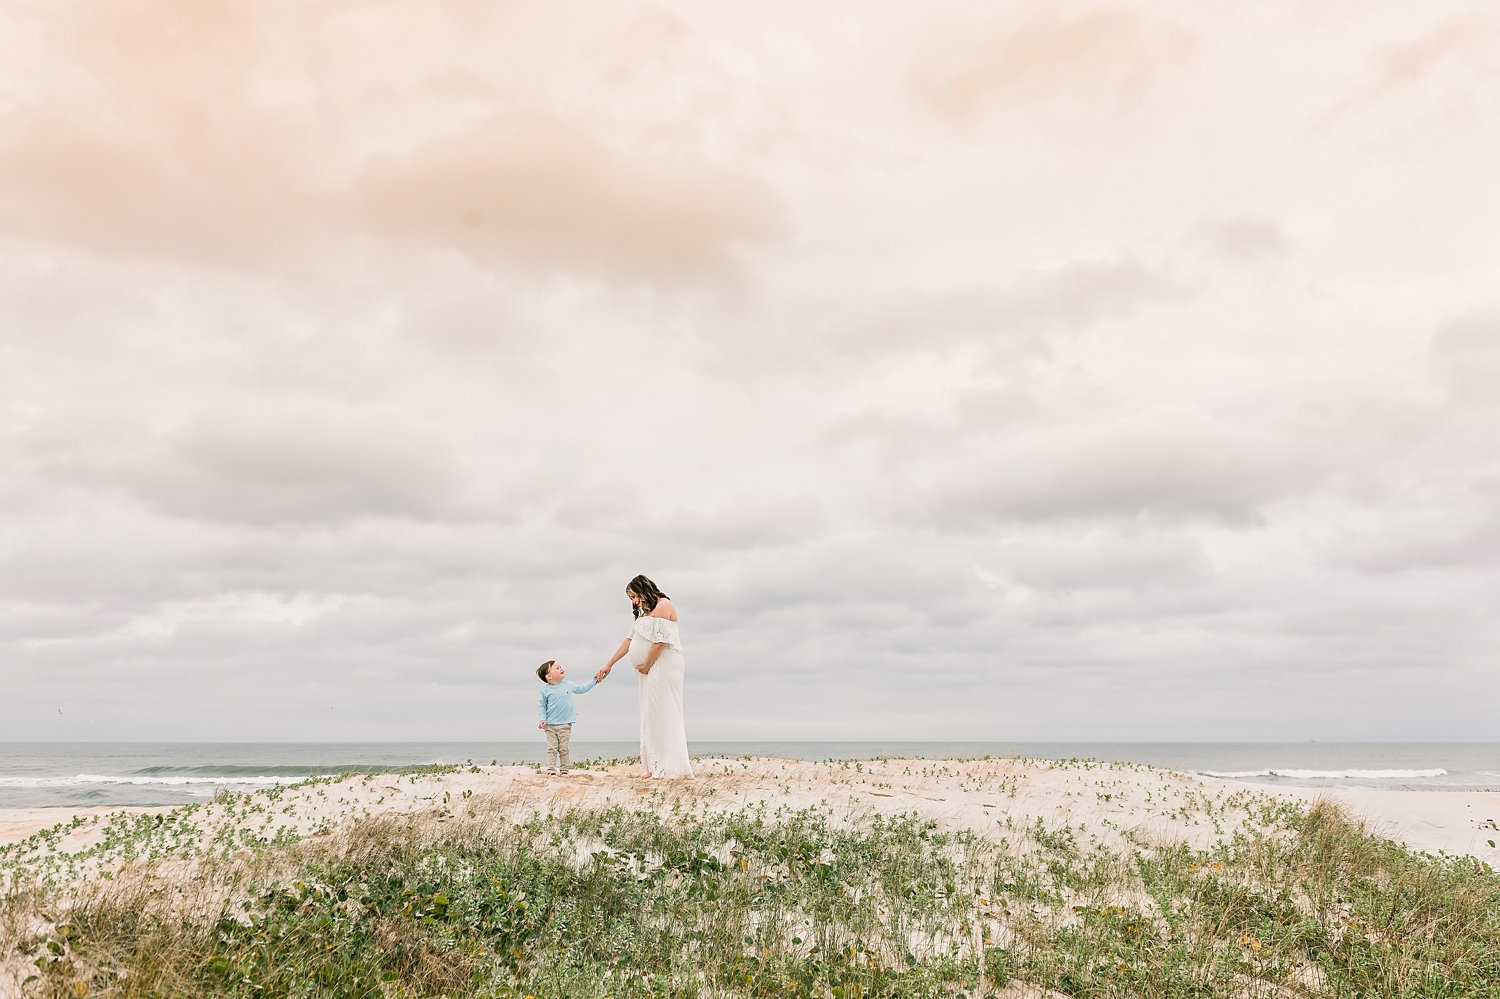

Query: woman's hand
left=601, top=637, right=629, bottom=681
left=636, top=640, right=664, bottom=675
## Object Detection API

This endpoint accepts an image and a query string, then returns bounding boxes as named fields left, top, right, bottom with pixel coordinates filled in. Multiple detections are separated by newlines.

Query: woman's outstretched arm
left=598, top=637, right=631, bottom=680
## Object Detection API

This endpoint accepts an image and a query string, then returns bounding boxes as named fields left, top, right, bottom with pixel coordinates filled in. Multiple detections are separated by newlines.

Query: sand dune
left=4, top=757, right=1496, bottom=863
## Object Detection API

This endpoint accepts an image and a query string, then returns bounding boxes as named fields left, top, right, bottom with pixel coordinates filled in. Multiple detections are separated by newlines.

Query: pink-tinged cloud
left=356, top=120, right=785, bottom=286
left=912, top=6, right=1194, bottom=118
left=0, top=0, right=332, bottom=264
left=1431, top=308, right=1500, bottom=405
left=0, top=0, right=785, bottom=288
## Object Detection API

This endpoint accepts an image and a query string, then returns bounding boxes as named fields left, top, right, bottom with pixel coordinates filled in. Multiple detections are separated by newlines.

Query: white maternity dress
left=628, top=615, right=693, bottom=778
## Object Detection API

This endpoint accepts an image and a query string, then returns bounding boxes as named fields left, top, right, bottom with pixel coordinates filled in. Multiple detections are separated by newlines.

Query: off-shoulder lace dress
left=628, top=615, right=693, bottom=778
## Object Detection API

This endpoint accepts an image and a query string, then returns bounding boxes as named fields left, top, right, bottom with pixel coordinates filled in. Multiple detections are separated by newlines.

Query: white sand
left=3, top=758, right=1497, bottom=864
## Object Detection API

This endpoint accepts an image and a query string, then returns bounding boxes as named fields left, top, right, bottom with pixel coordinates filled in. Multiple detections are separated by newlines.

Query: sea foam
left=0, top=773, right=288, bottom=788
left=1202, top=768, right=1447, bottom=780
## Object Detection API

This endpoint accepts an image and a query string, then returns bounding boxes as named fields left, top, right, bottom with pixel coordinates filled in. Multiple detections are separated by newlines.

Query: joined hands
left=592, top=663, right=651, bottom=679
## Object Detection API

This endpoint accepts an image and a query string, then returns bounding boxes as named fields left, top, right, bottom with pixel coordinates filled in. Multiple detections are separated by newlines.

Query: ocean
left=2, top=742, right=1498, bottom=810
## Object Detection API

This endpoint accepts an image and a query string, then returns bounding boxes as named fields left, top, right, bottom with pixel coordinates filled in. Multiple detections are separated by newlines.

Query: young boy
left=537, top=660, right=599, bottom=775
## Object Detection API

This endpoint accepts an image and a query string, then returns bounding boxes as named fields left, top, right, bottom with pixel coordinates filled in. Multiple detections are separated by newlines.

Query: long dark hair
left=627, top=574, right=668, bottom=619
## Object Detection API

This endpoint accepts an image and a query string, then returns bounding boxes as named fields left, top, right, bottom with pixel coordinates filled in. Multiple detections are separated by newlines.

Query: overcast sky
left=3, top=0, right=1497, bottom=742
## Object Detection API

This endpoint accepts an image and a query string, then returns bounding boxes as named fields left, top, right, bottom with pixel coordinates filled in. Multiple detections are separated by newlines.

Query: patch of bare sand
left=0, top=806, right=174, bottom=853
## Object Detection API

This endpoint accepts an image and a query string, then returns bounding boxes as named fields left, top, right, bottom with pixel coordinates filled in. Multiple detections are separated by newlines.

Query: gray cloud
left=20, top=403, right=468, bottom=525
left=146, top=407, right=467, bottom=523
left=832, top=256, right=1193, bottom=359
left=888, top=405, right=1303, bottom=525
left=1326, top=502, right=1500, bottom=574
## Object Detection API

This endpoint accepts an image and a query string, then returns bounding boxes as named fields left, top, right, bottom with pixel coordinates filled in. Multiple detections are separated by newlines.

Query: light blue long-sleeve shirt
left=538, top=678, right=597, bottom=725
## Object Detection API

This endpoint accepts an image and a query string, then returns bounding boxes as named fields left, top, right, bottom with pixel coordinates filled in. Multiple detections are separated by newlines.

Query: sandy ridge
left=3, top=757, right=1497, bottom=866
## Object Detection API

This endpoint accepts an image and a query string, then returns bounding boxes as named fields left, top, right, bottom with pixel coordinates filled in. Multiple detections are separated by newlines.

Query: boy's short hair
left=537, top=660, right=556, bottom=682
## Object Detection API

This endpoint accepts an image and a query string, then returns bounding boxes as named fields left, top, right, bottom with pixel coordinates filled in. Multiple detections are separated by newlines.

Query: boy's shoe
left=559, top=770, right=570, bottom=776
left=546, top=770, right=558, bottom=776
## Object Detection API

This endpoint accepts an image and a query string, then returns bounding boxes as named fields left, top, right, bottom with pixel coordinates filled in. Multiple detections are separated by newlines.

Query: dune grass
left=4, top=777, right=1498, bottom=998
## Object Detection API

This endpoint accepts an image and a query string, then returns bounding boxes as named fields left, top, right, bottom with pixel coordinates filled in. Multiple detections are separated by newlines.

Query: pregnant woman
left=597, top=574, right=693, bottom=778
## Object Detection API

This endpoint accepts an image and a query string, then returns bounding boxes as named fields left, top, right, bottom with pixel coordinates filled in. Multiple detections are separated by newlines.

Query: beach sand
left=4, top=756, right=1496, bottom=862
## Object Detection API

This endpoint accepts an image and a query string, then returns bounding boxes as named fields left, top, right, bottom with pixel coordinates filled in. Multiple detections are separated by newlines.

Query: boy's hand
left=537, top=720, right=545, bottom=729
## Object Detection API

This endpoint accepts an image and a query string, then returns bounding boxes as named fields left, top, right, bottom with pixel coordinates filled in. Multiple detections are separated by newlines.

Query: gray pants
left=544, top=724, right=572, bottom=773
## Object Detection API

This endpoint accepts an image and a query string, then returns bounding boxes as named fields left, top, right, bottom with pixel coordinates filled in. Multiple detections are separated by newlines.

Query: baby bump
left=627, top=636, right=652, bottom=666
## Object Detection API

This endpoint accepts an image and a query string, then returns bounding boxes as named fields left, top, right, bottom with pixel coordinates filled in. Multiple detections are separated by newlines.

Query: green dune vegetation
left=2, top=761, right=1498, bottom=998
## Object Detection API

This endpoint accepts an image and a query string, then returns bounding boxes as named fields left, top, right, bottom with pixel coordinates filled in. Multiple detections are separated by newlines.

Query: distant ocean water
left=2, top=743, right=1498, bottom=809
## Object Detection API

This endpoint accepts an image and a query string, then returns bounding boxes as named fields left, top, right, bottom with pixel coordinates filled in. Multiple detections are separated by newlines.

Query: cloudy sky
left=3, top=0, right=1497, bottom=742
